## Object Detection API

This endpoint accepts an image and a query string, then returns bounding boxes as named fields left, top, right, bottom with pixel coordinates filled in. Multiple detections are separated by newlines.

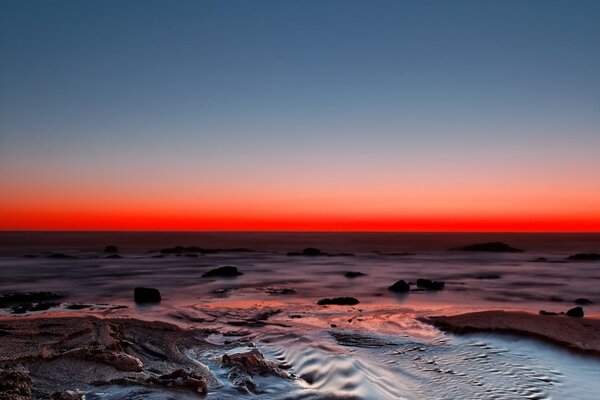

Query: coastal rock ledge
left=421, top=310, right=600, bottom=355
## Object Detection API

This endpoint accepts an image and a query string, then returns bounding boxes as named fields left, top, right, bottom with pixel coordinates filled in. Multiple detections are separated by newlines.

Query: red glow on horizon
left=1, top=208, right=599, bottom=232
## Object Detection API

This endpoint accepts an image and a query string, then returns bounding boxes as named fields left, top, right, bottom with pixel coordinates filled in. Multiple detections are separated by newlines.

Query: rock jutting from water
left=133, top=287, right=161, bottom=303
left=449, top=242, right=523, bottom=252
left=388, top=280, right=410, bottom=292
left=317, top=297, right=360, bottom=306
left=202, top=266, right=243, bottom=278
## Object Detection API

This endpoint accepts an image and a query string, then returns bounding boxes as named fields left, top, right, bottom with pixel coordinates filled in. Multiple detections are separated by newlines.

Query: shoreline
left=421, top=310, right=600, bottom=356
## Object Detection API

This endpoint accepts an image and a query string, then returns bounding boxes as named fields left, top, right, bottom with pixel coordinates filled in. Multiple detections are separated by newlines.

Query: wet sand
left=423, top=310, right=600, bottom=355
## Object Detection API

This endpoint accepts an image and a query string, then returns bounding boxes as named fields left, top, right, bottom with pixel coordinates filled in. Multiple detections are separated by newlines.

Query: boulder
left=221, top=348, right=287, bottom=393
left=133, top=287, right=161, bottom=303
left=51, top=390, right=85, bottom=400
left=416, top=279, right=445, bottom=290
left=449, top=242, right=523, bottom=252
left=566, top=306, right=584, bottom=318
left=103, top=245, right=119, bottom=254
left=567, top=253, right=600, bottom=261
left=146, top=369, right=208, bottom=394
left=388, top=280, right=410, bottom=292
left=202, top=266, right=243, bottom=278
left=317, top=297, right=360, bottom=306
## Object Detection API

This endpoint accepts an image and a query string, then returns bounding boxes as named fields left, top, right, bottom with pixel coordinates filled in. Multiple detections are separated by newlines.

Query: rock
left=221, top=348, right=287, bottom=393
left=51, top=389, right=85, bottom=400
left=287, top=247, right=323, bottom=256
left=103, top=245, right=119, bottom=254
left=566, top=306, right=584, bottom=318
left=133, top=287, right=161, bottom=303
left=344, top=271, right=366, bottom=278
left=539, top=310, right=559, bottom=316
left=567, top=253, right=600, bottom=261
left=104, top=254, right=122, bottom=259
left=474, top=274, right=502, bottom=280
left=0, top=366, right=33, bottom=400
left=47, top=253, right=78, bottom=259
left=449, top=242, right=523, bottom=252
left=388, top=280, right=410, bottom=292
left=202, top=266, right=243, bottom=277
left=575, top=298, right=593, bottom=305
left=317, top=297, right=359, bottom=306
left=146, top=369, right=208, bottom=394
left=11, top=302, right=60, bottom=314
left=416, top=279, right=445, bottom=290
left=63, top=345, right=144, bottom=372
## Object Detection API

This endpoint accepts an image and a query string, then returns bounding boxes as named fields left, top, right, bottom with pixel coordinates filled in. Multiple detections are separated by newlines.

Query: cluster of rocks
left=287, top=248, right=355, bottom=257
left=449, top=242, right=523, bottom=252
left=388, top=278, right=446, bottom=293
left=539, top=306, right=586, bottom=318
left=221, top=348, right=288, bottom=393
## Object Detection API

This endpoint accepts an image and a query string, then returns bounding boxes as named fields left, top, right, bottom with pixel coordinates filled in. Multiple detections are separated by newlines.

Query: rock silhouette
left=449, top=242, right=523, bottom=252
left=133, top=287, right=161, bottom=303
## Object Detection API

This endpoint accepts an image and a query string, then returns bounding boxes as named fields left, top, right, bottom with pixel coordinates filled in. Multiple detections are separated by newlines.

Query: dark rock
left=0, top=366, right=33, bottom=399
left=528, top=257, right=548, bottom=262
left=103, top=245, right=119, bottom=254
left=416, top=279, right=445, bottom=291
left=449, top=242, right=523, bottom=252
left=344, top=271, right=366, bottom=278
left=388, top=280, right=410, bottom=292
left=47, top=253, right=78, bottom=259
left=566, top=306, right=584, bottom=318
left=539, top=310, right=559, bottom=316
left=184, top=253, right=198, bottom=257
left=287, top=247, right=324, bottom=256
left=567, top=253, right=600, bottom=261
left=133, top=287, right=161, bottom=303
left=104, top=254, right=122, bottom=259
left=221, top=348, right=287, bottom=393
left=160, top=246, right=200, bottom=254
left=474, top=274, right=502, bottom=280
left=317, top=297, right=360, bottom=306
left=202, top=266, right=243, bottom=278
left=11, top=302, right=60, bottom=314
left=146, top=369, right=207, bottom=395
left=575, top=298, right=593, bottom=305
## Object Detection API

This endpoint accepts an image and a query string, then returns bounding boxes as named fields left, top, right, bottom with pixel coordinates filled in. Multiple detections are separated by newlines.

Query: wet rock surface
left=221, top=348, right=288, bottom=393
left=416, top=279, right=445, bottom=291
left=0, top=366, right=33, bottom=400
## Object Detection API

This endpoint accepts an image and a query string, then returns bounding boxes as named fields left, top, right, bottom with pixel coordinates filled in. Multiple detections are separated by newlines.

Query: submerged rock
left=202, top=266, right=243, bottom=278
left=539, top=310, right=560, bottom=316
left=287, top=247, right=323, bottom=256
left=317, top=297, right=360, bottom=306
left=0, top=366, right=33, bottom=400
left=146, top=369, right=208, bottom=394
left=51, top=389, right=85, bottom=400
left=103, top=245, right=119, bottom=254
left=449, top=242, right=523, bottom=252
left=344, top=271, right=366, bottom=278
left=388, top=280, right=410, bottom=292
left=133, top=287, right=161, bottom=303
left=567, top=253, right=600, bottom=261
left=575, top=298, right=593, bottom=305
left=566, top=306, right=584, bottom=318
left=104, top=254, right=122, bottom=259
left=416, top=279, right=445, bottom=291
left=221, top=348, right=287, bottom=393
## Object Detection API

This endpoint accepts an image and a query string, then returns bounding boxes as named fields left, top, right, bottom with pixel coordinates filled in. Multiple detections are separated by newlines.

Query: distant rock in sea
left=575, top=298, right=593, bottom=305
left=344, top=271, right=366, bottom=278
left=416, top=279, right=445, bottom=290
left=388, top=280, right=410, bottom=292
left=449, top=242, right=523, bottom=252
left=287, top=247, right=323, bottom=256
left=47, top=253, right=79, bottom=259
left=134, top=287, right=161, bottom=303
left=103, top=245, right=119, bottom=254
left=202, top=266, right=243, bottom=278
left=567, top=253, right=600, bottom=261
left=105, top=254, right=122, bottom=259
left=317, top=297, right=360, bottom=306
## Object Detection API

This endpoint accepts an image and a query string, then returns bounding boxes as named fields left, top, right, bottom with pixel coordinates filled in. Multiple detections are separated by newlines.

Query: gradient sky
left=1, top=0, right=599, bottom=231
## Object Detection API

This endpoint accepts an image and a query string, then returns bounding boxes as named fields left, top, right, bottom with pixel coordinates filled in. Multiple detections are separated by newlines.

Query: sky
left=1, top=0, right=599, bottom=231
